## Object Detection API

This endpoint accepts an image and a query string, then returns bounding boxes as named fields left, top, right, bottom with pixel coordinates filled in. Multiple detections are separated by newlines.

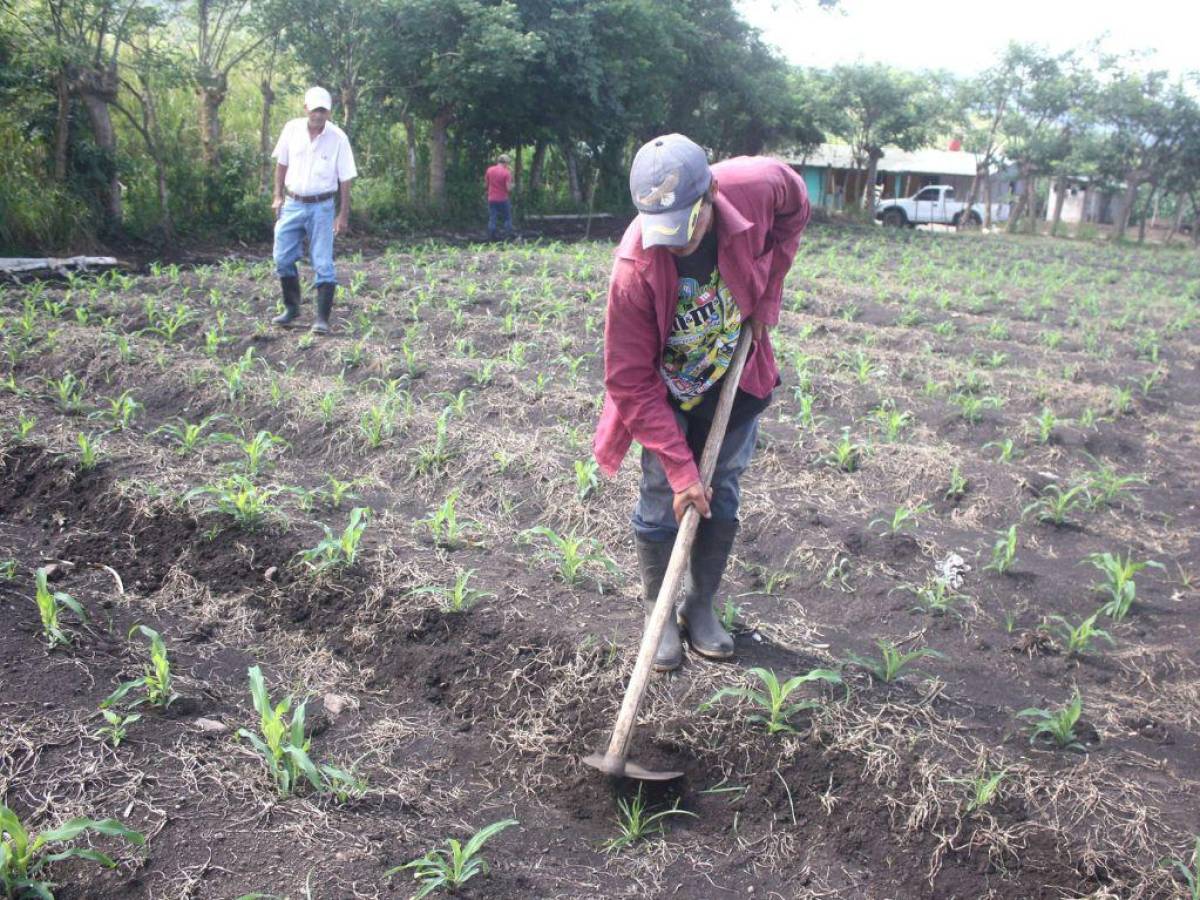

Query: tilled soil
left=1, top=224, right=1198, bottom=899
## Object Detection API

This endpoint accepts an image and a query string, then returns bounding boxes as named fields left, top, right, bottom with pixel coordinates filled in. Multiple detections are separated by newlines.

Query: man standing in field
left=485, top=153, right=515, bottom=241
left=594, top=134, right=810, bottom=672
left=270, top=86, right=357, bottom=334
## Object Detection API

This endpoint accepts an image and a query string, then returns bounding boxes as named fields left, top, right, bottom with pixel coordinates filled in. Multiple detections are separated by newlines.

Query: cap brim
left=639, top=197, right=702, bottom=249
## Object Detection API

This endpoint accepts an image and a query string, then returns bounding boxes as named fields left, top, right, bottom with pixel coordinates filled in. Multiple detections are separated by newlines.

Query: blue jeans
left=488, top=200, right=513, bottom=239
left=274, top=197, right=336, bottom=285
left=632, top=410, right=760, bottom=543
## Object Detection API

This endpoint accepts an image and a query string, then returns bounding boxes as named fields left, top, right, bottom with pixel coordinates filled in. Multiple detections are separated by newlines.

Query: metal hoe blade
left=581, top=752, right=683, bottom=782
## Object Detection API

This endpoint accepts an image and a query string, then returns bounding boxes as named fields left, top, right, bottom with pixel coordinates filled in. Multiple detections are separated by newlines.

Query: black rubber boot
left=272, top=276, right=302, bottom=326
left=311, top=282, right=335, bottom=335
left=635, top=535, right=683, bottom=673
left=679, top=518, right=737, bottom=660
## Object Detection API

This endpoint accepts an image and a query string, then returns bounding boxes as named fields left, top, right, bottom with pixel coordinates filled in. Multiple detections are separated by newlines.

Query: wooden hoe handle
left=596, top=328, right=755, bottom=775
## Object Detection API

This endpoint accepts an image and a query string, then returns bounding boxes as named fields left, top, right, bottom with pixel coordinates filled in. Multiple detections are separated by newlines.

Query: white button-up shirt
left=272, top=118, right=357, bottom=197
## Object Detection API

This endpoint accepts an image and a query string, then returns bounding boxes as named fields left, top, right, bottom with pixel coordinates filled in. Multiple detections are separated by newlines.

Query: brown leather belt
left=286, top=189, right=336, bottom=203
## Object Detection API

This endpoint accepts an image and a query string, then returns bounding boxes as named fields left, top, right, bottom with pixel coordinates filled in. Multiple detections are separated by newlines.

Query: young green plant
left=33, top=567, right=87, bottom=649
left=386, top=819, right=518, bottom=898
left=700, top=667, right=842, bottom=734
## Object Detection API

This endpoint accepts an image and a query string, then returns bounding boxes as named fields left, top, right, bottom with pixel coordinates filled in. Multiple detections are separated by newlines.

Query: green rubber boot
left=678, top=518, right=737, bottom=660
left=635, top=535, right=683, bottom=673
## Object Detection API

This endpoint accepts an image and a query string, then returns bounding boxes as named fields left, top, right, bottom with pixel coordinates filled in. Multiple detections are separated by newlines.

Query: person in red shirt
left=593, top=133, right=810, bottom=672
left=485, top=154, right=515, bottom=240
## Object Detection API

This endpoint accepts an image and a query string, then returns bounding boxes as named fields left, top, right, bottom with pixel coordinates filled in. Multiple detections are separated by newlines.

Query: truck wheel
left=881, top=209, right=906, bottom=228
left=956, top=211, right=982, bottom=229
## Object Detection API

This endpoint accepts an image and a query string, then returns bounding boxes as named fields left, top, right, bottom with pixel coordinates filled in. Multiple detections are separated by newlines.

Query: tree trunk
left=258, top=76, right=276, bottom=193
left=1006, top=174, right=1027, bottom=234
left=1165, top=203, right=1185, bottom=244
left=197, top=76, right=227, bottom=167
left=563, top=139, right=582, bottom=204
left=402, top=115, right=419, bottom=204
left=1024, top=176, right=1038, bottom=234
left=860, top=155, right=880, bottom=210
left=958, top=162, right=985, bottom=230
left=53, top=68, right=71, bottom=181
left=1114, top=177, right=1140, bottom=240
left=983, top=177, right=994, bottom=230
left=1137, top=184, right=1156, bottom=244
left=71, top=64, right=122, bottom=227
left=529, top=140, right=547, bottom=194
left=1050, top=175, right=1067, bottom=237
left=513, top=141, right=522, bottom=195
left=428, top=108, right=452, bottom=207
left=339, top=82, right=357, bottom=133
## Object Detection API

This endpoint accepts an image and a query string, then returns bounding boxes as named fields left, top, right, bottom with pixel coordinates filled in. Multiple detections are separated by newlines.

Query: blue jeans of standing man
left=631, top=409, right=760, bottom=543
left=274, top=197, right=336, bottom=285
left=488, top=200, right=513, bottom=240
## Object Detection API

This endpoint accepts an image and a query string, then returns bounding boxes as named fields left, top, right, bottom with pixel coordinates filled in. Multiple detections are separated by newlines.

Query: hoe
left=584, top=328, right=753, bottom=781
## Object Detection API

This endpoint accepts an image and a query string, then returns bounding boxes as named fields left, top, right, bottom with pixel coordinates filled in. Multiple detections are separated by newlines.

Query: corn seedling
left=218, top=430, right=288, bottom=477
left=96, top=708, right=141, bottom=747
left=419, top=490, right=475, bottom=548
left=600, top=790, right=695, bottom=855
left=1023, top=482, right=1088, bottom=526
left=48, top=372, right=85, bottom=414
left=237, top=666, right=324, bottom=796
left=75, top=433, right=101, bottom=471
left=700, top=667, right=842, bottom=734
left=871, top=402, right=911, bottom=442
left=1084, top=551, right=1163, bottom=622
left=182, top=476, right=293, bottom=530
left=1081, top=459, right=1145, bottom=509
left=519, top=526, right=617, bottom=587
left=1018, top=691, right=1086, bottom=750
left=34, top=567, right=87, bottom=649
left=220, top=348, right=257, bottom=402
left=0, top=803, right=145, bottom=898
left=410, top=569, right=493, bottom=613
left=359, top=400, right=396, bottom=449
left=983, top=437, right=1019, bottom=462
left=386, top=818, right=518, bottom=897
left=719, top=598, right=743, bottom=632
left=944, top=466, right=968, bottom=500
left=146, top=302, right=194, bottom=341
left=102, top=626, right=179, bottom=710
left=90, top=390, right=141, bottom=430
left=1162, top=836, right=1200, bottom=900
left=574, top=458, right=600, bottom=500
left=153, top=415, right=227, bottom=456
left=412, top=410, right=454, bottom=477
left=984, top=525, right=1018, bottom=574
left=869, top=502, right=930, bottom=536
left=907, top=578, right=967, bottom=618
left=947, top=767, right=1008, bottom=814
left=846, top=639, right=942, bottom=684
left=1030, top=407, right=1058, bottom=444
left=297, top=507, right=370, bottom=573
left=1049, top=613, right=1115, bottom=658
left=827, top=429, right=864, bottom=472
left=322, top=475, right=361, bottom=509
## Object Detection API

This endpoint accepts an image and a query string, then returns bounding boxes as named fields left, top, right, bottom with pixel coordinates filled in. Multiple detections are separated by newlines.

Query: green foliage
left=297, top=507, right=370, bottom=573
left=574, top=458, right=600, bottom=501
left=34, top=568, right=87, bottom=649
left=236, top=666, right=333, bottom=798
left=182, top=476, right=294, bottom=530
left=1023, top=482, right=1088, bottom=526
left=1162, top=836, right=1200, bottom=900
left=846, top=640, right=942, bottom=683
left=102, top=625, right=179, bottom=710
left=602, top=790, right=695, bottom=854
left=0, top=803, right=144, bottom=899
left=410, top=569, right=493, bottom=613
left=1048, top=612, right=1115, bottom=658
left=700, top=667, right=842, bottom=734
left=1018, top=691, right=1086, bottom=750
left=869, top=502, right=930, bottom=536
left=96, top=708, right=141, bottom=748
left=984, top=525, right=1019, bottom=574
left=518, top=526, right=616, bottom=587
left=385, top=819, right=518, bottom=898
left=419, top=490, right=476, bottom=548
left=75, top=433, right=101, bottom=472
left=948, top=768, right=1008, bottom=814
left=1084, top=551, right=1163, bottom=621
left=827, top=428, right=865, bottom=472
left=153, top=415, right=227, bottom=456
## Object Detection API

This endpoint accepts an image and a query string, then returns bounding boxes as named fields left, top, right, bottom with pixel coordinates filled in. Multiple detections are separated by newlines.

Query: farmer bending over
left=593, top=134, right=810, bottom=671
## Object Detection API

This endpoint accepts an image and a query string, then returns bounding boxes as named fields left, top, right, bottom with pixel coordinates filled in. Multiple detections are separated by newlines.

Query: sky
left=738, top=0, right=1199, bottom=79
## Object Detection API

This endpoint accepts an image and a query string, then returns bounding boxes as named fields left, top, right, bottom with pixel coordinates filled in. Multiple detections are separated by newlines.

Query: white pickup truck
left=874, top=185, right=1010, bottom=228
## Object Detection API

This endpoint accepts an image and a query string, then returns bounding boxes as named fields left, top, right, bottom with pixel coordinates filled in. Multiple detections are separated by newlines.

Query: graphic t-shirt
left=660, top=229, right=742, bottom=410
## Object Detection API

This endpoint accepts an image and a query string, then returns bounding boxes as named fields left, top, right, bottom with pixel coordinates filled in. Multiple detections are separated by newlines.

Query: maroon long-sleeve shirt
left=593, top=156, right=811, bottom=492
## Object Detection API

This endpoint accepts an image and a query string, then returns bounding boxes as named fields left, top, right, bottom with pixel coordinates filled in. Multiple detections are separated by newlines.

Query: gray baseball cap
left=629, top=134, right=712, bottom=249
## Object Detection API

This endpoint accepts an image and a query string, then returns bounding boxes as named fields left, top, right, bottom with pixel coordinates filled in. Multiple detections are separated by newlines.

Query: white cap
left=304, top=86, right=332, bottom=111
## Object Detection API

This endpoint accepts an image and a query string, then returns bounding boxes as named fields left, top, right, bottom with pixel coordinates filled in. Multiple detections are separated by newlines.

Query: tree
left=378, top=0, right=541, bottom=207
left=822, top=63, right=947, bottom=209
